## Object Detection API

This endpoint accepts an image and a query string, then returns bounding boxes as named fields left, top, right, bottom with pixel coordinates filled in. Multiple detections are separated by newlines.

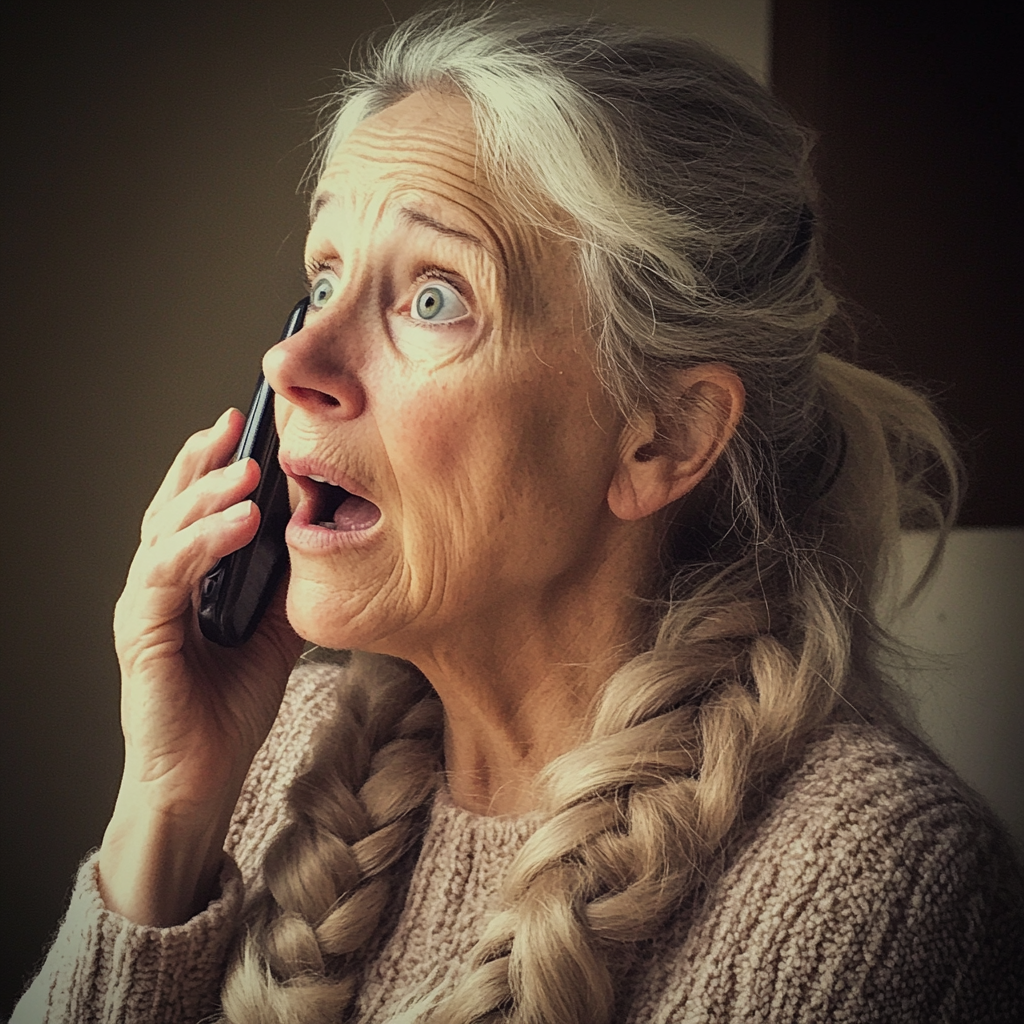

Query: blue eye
left=310, top=273, right=336, bottom=310
left=412, top=282, right=467, bottom=322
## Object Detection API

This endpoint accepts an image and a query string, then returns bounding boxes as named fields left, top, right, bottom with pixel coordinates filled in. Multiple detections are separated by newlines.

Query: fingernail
left=225, top=500, right=253, bottom=522
left=227, top=458, right=249, bottom=478
left=216, top=408, right=233, bottom=427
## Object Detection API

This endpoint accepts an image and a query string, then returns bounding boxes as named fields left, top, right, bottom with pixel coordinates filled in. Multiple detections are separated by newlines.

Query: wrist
left=99, top=789, right=236, bottom=926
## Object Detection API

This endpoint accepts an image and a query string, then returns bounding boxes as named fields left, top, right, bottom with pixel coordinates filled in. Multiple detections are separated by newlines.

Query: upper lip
left=277, top=452, right=372, bottom=501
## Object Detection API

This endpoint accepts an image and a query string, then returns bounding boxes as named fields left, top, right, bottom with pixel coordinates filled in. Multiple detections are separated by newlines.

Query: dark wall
left=772, top=0, right=1021, bottom=527
left=0, top=0, right=427, bottom=1006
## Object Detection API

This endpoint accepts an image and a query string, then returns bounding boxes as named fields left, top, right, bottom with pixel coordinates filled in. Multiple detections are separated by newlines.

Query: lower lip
left=285, top=508, right=383, bottom=553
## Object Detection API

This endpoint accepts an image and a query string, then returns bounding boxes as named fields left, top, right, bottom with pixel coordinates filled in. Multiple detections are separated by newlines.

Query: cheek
left=391, top=382, right=479, bottom=480
left=385, top=370, right=603, bottom=533
left=385, top=383, right=514, bottom=549
left=371, top=370, right=487, bottom=514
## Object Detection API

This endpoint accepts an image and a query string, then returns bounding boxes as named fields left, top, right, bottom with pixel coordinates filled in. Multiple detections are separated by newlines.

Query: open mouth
left=306, top=474, right=382, bottom=532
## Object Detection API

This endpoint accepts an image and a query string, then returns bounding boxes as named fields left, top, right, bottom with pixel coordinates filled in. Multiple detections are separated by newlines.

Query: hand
left=100, top=408, right=304, bottom=924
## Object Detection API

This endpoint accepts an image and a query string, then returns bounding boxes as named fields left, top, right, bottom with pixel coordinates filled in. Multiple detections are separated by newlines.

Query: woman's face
left=264, top=90, right=629, bottom=659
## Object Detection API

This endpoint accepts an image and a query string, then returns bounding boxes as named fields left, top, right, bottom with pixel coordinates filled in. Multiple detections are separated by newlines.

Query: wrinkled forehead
left=314, top=93, right=500, bottom=251
left=322, top=91, right=479, bottom=190
left=312, top=90, right=560, bottom=315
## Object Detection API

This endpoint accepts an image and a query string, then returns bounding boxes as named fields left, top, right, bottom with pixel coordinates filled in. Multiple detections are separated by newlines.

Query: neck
left=403, top=553, right=652, bottom=817
left=438, top=635, right=631, bottom=815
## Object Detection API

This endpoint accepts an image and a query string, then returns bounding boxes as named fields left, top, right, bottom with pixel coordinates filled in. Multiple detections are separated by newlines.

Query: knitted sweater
left=13, top=661, right=1024, bottom=1023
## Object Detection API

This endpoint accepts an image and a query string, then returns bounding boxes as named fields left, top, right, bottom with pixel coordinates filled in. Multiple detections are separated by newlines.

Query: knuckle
left=174, top=429, right=216, bottom=478
left=129, top=530, right=193, bottom=591
left=161, top=521, right=224, bottom=590
left=147, top=538, right=200, bottom=590
left=140, top=508, right=166, bottom=546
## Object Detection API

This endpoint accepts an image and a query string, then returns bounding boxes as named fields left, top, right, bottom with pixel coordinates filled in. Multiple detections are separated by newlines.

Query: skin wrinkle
left=399, top=208, right=492, bottom=257
left=312, top=192, right=510, bottom=280
left=311, top=136, right=513, bottom=275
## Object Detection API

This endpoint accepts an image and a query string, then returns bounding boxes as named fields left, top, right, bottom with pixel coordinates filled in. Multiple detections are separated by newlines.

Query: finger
left=141, top=457, right=261, bottom=547
left=144, top=409, right=244, bottom=528
left=147, top=407, right=243, bottom=515
left=119, top=500, right=261, bottom=648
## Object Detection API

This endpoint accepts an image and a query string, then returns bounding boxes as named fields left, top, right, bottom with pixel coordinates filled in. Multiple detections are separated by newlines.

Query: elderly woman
left=14, top=10, right=1022, bottom=1024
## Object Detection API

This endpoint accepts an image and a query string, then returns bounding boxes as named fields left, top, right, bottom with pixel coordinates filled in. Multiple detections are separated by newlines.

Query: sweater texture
left=12, top=660, right=1024, bottom=1023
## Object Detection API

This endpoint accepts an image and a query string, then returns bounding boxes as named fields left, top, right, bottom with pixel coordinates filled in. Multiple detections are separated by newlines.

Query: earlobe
left=607, top=364, right=745, bottom=522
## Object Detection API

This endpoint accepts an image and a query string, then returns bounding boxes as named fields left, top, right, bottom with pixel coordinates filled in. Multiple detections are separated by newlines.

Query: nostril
left=290, top=386, right=340, bottom=408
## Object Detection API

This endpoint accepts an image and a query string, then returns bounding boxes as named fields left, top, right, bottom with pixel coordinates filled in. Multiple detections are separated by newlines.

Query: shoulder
left=629, top=722, right=1024, bottom=1023
left=750, top=722, right=1004, bottom=857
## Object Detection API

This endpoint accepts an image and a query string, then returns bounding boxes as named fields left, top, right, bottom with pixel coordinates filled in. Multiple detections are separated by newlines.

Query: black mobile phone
left=197, top=297, right=308, bottom=647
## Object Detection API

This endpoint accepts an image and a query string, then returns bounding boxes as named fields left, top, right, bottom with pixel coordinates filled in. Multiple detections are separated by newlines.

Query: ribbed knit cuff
left=12, top=850, right=244, bottom=1024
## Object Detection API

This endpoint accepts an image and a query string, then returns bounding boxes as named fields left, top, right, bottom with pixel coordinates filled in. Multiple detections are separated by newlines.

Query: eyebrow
left=397, top=207, right=489, bottom=253
left=309, top=192, right=501, bottom=266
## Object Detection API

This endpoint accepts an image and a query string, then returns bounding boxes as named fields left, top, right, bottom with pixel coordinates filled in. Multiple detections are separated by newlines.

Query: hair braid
left=219, top=654, right=444, bottom=1023
left=410, top=605, right=766, bottom=1023
left=424, top=498, right=935, bottom=1024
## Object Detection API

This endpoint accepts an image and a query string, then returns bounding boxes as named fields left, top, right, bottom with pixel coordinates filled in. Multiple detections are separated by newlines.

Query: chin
left=285, top=578, right=355, bottom=650
left=283, top=568, right=397, bottom=655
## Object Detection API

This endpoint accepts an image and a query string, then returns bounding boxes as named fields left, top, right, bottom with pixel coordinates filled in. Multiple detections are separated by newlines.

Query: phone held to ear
left=198, top=297, right=308, bottom=647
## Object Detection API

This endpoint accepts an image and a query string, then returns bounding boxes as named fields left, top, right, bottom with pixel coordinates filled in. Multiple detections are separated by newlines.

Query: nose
left=263, top=306, right=366, bottom=419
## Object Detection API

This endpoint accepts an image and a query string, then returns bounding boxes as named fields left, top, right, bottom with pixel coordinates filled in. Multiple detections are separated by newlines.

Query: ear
left=607, top=363, right=745, bottom=522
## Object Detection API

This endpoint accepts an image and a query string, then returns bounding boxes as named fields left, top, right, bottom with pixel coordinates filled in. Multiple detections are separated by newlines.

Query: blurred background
left=2, top=0, right=1019, bottom=1009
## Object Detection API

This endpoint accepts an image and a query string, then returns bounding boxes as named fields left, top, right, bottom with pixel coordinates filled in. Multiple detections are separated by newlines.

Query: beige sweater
left=13, top=662, right=1024, bottom=1023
